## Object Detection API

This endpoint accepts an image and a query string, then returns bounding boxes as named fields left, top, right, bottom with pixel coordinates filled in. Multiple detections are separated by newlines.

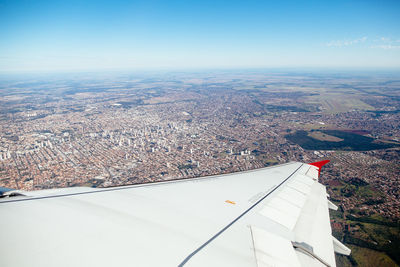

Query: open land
left=0, top=70, right=399, bottom=266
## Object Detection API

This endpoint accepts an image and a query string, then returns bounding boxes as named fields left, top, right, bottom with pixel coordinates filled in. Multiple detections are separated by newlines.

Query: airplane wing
left=0, top=161, right=350, bottom=267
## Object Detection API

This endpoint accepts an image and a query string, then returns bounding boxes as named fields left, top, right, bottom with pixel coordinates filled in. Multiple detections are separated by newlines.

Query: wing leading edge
left=0, top=161, right=349, bottom=267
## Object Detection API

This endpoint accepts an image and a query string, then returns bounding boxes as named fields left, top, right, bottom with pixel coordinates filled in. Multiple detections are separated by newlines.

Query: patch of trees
left=285, top=130, right=399, bottom=151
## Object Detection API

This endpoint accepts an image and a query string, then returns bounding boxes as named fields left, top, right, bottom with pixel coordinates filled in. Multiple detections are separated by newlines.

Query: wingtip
left=308, top=160, right=330, bottom=176
left=309, top=160, right=330, bottom=169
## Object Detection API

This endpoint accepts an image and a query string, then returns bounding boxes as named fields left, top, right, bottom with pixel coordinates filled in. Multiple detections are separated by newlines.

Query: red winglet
left=309, top=160, right=330, bottom=176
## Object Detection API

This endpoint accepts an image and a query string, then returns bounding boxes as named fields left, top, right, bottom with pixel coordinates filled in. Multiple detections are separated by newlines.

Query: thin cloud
left=370, top=37, right=400, bottom=49
left=327, top=36, right=400, bottom=50
left=370, top=44, right=400, bottom=50
left=326, top=37, right=367, bottom=47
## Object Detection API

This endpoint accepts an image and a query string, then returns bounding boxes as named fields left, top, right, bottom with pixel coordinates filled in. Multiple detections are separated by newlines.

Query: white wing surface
left=0, top=161, right=349, bottom=267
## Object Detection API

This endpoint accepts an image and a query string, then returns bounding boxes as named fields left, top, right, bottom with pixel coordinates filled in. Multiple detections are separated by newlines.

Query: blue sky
left=1, top=0, right=400, bottom=72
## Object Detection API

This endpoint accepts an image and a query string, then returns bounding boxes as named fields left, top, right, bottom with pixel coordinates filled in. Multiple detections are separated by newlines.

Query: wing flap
left=292, top=182, right=336, bottom=267
left=333, top=236, right=351, bottom=255
left=251, top=226, right=302, bottom=267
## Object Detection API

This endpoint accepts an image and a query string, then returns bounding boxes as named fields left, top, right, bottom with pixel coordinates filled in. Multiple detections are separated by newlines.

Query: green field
left=308, top=131, right=344, bottom=142
left=336, top=245, right=398, bottom=267
left=306, top=93, right=375, bottom=113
